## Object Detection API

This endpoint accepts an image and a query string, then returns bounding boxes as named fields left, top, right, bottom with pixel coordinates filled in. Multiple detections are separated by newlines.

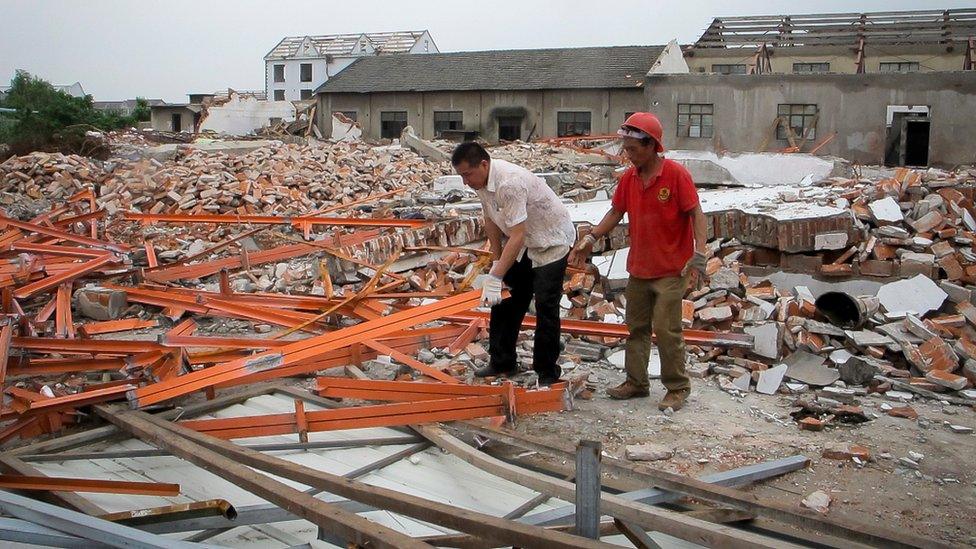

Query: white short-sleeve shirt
left=476, top=158, right=575, bottom=267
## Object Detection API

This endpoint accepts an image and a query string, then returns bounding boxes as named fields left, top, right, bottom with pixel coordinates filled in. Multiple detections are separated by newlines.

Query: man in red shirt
left=570, top=112, right=707, bottom=411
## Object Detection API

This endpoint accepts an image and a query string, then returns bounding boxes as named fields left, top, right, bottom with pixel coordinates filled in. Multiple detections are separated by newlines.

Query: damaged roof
left=315, top=45, right=664, bottom=94
left=266, top=31, right=429, bottom=60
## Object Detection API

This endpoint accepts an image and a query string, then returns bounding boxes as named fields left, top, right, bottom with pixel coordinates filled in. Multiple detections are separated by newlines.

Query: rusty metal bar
left=0, top=475, right=179, bottom=496
left=99, top=499, right=236, bottom=527
left=123, top=211, right=428, bottom=229
left=79, top=318, right=158, bottom=336
left=0, top=214, right=130, bottom=253
left=444, top=311, right=754, bottom=348
left=14, top=254, right=116, bottom=299
left=130, top=290, right=487, bottom=408
left=361, top=339, right=459, bottom=384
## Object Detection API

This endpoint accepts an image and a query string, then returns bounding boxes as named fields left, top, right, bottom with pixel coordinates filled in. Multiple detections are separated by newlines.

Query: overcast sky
left=1, top=0, right=970, bottom=102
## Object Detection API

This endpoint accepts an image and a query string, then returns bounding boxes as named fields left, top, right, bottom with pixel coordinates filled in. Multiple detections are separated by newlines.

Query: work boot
left=606, top=381, right=650, bottom=400
left=658, top=389, right=690, bottom=411
left=474, top=364, right=516, bottom=378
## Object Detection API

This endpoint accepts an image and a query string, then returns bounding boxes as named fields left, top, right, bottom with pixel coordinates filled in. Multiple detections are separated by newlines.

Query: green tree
left=0, top=70, right=143, bottom=158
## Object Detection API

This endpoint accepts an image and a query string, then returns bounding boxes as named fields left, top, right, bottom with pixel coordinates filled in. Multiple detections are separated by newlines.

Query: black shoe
left=474, top=364, right=516, bottom=378
left=538, top=375, right=564, bottom=387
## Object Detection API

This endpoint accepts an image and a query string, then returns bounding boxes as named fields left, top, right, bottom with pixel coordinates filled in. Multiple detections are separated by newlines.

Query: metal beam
left=98, top=408, right=429, bottom=549
left=0, top=517, right=111, bottom=549
left=521, top=455, right=810, bottom=526
left=112, top=408, right=612, bottom=549
left=0, top=489, right=210, bottom=549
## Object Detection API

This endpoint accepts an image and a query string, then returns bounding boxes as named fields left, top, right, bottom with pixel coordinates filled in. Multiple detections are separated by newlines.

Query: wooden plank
left=97, top=409, right=426, bottom=549
left=105, top=407, right=613, bottom=549
left=461, top=424, right=948, bottom=549
left=414, top=425, right=802, bottom=549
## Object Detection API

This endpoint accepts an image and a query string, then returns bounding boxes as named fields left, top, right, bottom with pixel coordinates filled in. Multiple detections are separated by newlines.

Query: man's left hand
left=682, top=251, right=708, bottom=289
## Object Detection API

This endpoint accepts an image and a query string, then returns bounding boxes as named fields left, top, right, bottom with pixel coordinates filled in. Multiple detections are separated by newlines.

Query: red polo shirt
left=611, top=159, right=699, bottom=279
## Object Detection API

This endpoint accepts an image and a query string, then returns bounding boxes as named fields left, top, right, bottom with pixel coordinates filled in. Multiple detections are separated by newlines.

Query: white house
left=264, top=31, right=437, bottom=103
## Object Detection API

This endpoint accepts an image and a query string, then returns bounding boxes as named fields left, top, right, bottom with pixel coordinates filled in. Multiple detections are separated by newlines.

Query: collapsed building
left=0, top=7, right=974, bottom=549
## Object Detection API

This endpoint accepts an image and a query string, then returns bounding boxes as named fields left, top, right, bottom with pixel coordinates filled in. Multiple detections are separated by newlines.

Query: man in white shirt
left=452, top=142, right=576, bottom=385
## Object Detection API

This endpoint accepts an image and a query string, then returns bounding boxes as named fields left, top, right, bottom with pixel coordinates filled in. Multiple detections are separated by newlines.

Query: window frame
left=556, top=111, right=592, bottom=137
left=879, top=61, right=920, bottom=73
left=433, top=111, right=463, bottom=135
left=776, top=104, right=818, bottom=141
left=380, top=110, right=409, bottom=139
left=273, top=89, right=285, bottom=101
left=300, top=63, right=313, bottom=82
left=711, top=64, right=747, bottom=75
left=273, top=64, right=285, bottom=83
left=792, top=62, right=830, bottom=74
left=676, top=103, right=714, bottom=138
left=299, top=89, right=313, bottom=100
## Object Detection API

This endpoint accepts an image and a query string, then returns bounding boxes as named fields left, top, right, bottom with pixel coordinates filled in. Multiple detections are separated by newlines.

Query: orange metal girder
left=0, top=475, right=179, bottom=496
left=144, top=239, right=158, bottom=268
left=130, top=291, right=486, bottom=407
left=79, top=318, right=159, bottom=337
left=3, top=384, right=133, bottom=419
left=13, top=337, right=165, bottom=354
left=0, top=214, right=130, bottom=253
left=213, top=327, right=466, bottom=388
left=123, top=212, right=428, bottom=229
left=443, top=312, right=754, bottom=348
left=6, top=357, right=126, bottom=377
left=54, top=282, right=74, bottom=338
left=447, top=318, right=484, bottom=355
left=315, top=378, right=567, bottom=412
left=361, top=339, right=459, bottom=384
left=10, top=242, right=109, bottom=258
left=180, top=395, right=506, bottom=439
left=14, top=254, right=116, bottom=299
left=0, top=323, right=11, bottom=384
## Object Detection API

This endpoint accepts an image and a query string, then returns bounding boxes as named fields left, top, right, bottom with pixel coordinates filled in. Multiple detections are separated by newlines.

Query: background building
left=264, top=31, right=437, bottom=102
left=314, top=45, right=663, bottom=142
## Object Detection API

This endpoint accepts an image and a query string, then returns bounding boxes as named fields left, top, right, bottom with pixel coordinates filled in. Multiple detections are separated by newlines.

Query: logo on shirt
left=658, top=187, right=671, bottom=202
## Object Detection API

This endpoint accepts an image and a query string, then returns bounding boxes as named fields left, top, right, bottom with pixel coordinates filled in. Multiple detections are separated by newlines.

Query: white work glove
left=481, top=274, right=504, bottom=307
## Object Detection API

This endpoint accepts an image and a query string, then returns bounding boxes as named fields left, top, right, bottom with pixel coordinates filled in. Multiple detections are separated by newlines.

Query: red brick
left=925, top=369, right=971, bottom=390
left=938, top=255, right=965, bottom=281
left=858, top=259, right=895, bottom=277
left=798, top=417, right=825, bottom=431
left=918, top=336, right=959, bottom=373
left=822, top=443, right=871, bottom=461
left=887, top=406, right=918, bottom=420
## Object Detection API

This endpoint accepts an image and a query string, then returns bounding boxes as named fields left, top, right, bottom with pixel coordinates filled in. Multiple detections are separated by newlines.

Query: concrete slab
left=877, top=274, right=947, bottom=317
left=869, top=197, right=904, bottom=223
left=784, top=350, right=839, bottom=386
left=757, top=364, right=788, bottom=395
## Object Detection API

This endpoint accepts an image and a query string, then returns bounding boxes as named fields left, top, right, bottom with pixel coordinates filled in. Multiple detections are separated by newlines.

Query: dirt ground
left=510, top=364, right=976, bottom=547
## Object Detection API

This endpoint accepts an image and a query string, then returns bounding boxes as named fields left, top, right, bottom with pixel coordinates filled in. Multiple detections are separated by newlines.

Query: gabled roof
left=265, top=30, right=428, bottom=60
left=315, top=45, right=663, bottom=94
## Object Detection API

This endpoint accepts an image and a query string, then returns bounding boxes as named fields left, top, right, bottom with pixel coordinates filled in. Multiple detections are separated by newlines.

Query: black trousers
left=488, top=253, right=568, bottom=378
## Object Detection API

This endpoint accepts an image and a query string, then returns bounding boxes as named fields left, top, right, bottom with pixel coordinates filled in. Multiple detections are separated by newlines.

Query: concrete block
left=756, top=364, right=787, bottom=395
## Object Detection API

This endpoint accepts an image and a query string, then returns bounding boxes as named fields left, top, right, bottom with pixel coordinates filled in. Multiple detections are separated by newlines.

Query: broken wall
left=645, top=72, right=976, bottom=166
left=318, top=89, right=646, bottom=142
left=200, top=93, right=297, bottom=136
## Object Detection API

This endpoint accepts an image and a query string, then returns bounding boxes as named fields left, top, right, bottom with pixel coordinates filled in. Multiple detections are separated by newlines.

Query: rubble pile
left=652, top=167, right=976, bottom=429
left=0, top=140, right=453, bottom=218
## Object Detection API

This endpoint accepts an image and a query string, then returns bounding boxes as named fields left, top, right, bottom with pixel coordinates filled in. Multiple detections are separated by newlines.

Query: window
left=273, top=89, right=285, bottom=101
left=777, top=104, right=818, bottom=140
left=880, top=62, right=920, bottom=73
left=300, top=63, right=312, bottom=82
left=273, top=64, right=285, bottom=83
left=300, top=89, right=313, bottom=100
left=380, top=111, right=408, bottom=139
left=793, top=62, right=830, bottom=73
left=557, top=111, right=591, bottom=137
left=712, top=64, right=747, bottom=75
left=433, top=111, right=463, bottom=135
left=677, top=104, right=713, bottom=138
left=335, top=111, right=357, bottom=122
left=498, top=117, right=522, bottom=141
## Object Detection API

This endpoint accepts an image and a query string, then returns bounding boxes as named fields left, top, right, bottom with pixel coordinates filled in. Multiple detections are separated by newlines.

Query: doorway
left=498, top=116, right=522, bottom=141
left=171, top=113, right=182, bottom=133
left=884, top=107, right=930, bottom=167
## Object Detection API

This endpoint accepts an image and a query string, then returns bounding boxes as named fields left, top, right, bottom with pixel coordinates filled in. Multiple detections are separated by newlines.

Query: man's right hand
left=569, top=234, right=596, bottom=267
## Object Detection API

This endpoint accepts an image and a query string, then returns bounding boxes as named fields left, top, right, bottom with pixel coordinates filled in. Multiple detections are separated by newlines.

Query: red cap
left=621, top=112, right=665, bottom=152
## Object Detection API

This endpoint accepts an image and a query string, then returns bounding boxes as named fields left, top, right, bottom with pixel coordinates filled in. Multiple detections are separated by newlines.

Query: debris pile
left=661, top=166, right=976, bottom=429
left=0, top=141, right=453, bottom=218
